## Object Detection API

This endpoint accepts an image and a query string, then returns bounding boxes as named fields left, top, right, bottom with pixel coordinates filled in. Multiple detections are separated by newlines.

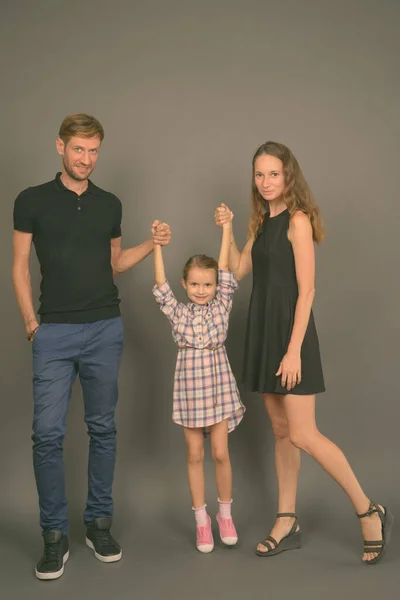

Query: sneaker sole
left=220, top=536, right=238, bottom=546
left=85, top=538, right=122, bottom=562
left=35, top=550, right=69, bottom=580
left=197, top=543, right=214, bottom=553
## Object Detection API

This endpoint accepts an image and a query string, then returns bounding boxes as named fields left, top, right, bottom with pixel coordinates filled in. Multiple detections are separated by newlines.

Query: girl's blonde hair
left=248, top=141, right=324, bottom=243
left=182, top=255, right=218, bottom=282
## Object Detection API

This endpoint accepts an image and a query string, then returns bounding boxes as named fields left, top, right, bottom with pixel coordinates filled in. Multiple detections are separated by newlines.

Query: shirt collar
left=53, top=172, right=101, bottom=195
left=188, top=300, right=211, bottom=312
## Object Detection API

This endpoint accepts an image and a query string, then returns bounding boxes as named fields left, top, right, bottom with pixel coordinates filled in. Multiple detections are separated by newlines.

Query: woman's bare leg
left=284, top=394, right=384, bottom=562
left=257, top=394, right=301, bottom=553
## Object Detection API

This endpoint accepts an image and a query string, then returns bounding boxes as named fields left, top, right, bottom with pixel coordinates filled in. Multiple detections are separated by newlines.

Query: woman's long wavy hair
left=248, top=141, right=324, bottom=244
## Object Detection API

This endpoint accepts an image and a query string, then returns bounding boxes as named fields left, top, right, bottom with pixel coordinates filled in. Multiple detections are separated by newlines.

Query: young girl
left=152, top=216, right=245, bottom=553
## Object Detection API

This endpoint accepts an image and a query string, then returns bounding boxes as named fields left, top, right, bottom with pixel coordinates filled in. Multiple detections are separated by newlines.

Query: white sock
left=218, top=498, right=232, bottom=519
left=193, top=504, right=208, bottom=526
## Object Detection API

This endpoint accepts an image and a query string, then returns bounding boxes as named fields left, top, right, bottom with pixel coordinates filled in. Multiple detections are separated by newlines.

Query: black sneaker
left=35, top=530, right=69, bottom=580
left=85, top=517, right=122, bottom=562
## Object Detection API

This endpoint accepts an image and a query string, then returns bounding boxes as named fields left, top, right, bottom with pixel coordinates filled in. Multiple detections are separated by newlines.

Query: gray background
left=0, top=0, right=399, bottom=598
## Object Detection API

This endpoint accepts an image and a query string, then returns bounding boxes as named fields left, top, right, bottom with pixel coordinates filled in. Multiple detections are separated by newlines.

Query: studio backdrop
left=0, top=0, right=398, bottom=537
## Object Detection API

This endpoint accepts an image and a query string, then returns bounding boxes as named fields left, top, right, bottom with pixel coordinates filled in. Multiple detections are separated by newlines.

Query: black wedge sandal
left=256, top=512, right=302, bottom=557
left=356, top=501, right=394, bottom=565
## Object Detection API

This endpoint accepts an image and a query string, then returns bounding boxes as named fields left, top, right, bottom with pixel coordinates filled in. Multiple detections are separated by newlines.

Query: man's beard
left=63, top=159, right=93, bottom=182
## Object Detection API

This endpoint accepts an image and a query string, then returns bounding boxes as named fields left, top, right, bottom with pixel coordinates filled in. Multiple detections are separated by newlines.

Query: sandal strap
left=364, top=540, right=384, bottom=547
left=357, top=501, right=390, bottom=560
left=264, top=535, right=278, bottom=548
left=289, top=521, right=299, bottom=536
left=356, top=501, right=383, bottom=520
left=277, top=513, right=298, bottom=535
left=261, top=540, right=274, bottom=551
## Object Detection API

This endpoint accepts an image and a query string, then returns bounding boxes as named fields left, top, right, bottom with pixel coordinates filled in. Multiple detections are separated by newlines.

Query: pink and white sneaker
left=196, top=515, right=214, bottom=553
left=216, top=513, right=238, bottom=546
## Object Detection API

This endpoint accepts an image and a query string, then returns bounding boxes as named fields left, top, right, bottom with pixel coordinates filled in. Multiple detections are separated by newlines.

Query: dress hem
left=172, top=408, right=245, bottom=432
left=244, top=386, right=326, bottom=396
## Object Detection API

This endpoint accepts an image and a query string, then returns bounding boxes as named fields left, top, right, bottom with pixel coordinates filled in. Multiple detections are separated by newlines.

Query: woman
left=214, top=141, right=393, bottom=565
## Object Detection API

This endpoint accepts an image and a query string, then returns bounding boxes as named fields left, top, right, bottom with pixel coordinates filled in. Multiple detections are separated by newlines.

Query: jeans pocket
left=32, top=324, right=48, bottom=349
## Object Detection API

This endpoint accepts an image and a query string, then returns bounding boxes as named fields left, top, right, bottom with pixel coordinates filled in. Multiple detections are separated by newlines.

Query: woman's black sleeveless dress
left=243, top=209, right=325, bottom=395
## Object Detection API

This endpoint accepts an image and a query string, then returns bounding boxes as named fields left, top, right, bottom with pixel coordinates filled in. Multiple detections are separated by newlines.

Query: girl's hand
left=214, top=203, right=234, bottom=227
left=276, top=351, right=302, bottom=392
left=152, top=220, right=171, bottom=246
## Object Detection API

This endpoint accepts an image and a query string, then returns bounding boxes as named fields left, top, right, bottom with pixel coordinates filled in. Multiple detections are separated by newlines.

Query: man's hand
left=152, top=220, right=171, bottom=246
left=26, top=318, right=40, bottom=341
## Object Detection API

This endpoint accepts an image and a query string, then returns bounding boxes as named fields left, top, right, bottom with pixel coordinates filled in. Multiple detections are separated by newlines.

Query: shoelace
left=43, top=543, right=62, bottom=563
left=93, top=529, right=118, bottom=547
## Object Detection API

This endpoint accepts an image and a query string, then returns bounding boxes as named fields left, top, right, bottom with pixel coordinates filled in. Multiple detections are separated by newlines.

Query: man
left=12, top=113, right=171, bottom=580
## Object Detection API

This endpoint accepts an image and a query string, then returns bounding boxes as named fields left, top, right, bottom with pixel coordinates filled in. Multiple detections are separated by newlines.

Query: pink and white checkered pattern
left=153, top=270, right=245, bottom=432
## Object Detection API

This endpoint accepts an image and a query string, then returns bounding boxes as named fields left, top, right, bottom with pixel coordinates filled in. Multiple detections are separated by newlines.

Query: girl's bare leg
left=209, top=419, right=231, bottom=502
left=183, top=427, right=205, bottom=508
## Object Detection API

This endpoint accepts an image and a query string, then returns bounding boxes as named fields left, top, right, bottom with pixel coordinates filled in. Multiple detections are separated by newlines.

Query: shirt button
left=77, top=206, right=81, bottom=211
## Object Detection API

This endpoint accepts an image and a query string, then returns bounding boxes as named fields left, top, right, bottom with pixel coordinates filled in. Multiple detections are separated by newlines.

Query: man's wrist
left=25, top=316, right=38, bottom=326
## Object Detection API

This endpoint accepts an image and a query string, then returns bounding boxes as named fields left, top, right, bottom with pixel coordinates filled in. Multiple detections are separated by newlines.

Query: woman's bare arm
left=230, top=235, right=253, bottom=280
left=287, top=211, right=316, bottom=354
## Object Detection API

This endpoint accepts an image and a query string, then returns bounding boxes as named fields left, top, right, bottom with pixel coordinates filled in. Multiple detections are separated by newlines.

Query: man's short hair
left=59, top=113, right=104, bottom=144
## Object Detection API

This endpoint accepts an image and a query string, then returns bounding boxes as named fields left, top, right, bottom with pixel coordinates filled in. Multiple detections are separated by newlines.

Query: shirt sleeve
left=111, top=196, right=122, bottom=239
left=215, top=269, right=238, bottom=313
left=13, top=189, right=35, bottom=233
left=152, top=281, right=185, bottom=328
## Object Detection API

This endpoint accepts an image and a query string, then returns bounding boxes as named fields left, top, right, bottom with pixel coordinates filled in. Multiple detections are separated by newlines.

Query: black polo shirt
left=13, top=173, right=122, bottom=323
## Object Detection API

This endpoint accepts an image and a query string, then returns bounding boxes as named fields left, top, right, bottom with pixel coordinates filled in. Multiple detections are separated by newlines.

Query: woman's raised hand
left=214, top=203, right=234, bottom=227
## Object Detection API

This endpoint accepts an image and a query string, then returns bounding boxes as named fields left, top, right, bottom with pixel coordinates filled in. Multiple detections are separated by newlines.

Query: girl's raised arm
left=215, top=203, right=253, bottom=280
left=218, top=217, right=233, bottom=270
left=154, top=243, right=166, bottom=286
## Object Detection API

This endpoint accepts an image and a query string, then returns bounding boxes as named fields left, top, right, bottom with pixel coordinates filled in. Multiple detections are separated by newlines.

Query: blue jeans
left=32, top=317, right=124, bottom=534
